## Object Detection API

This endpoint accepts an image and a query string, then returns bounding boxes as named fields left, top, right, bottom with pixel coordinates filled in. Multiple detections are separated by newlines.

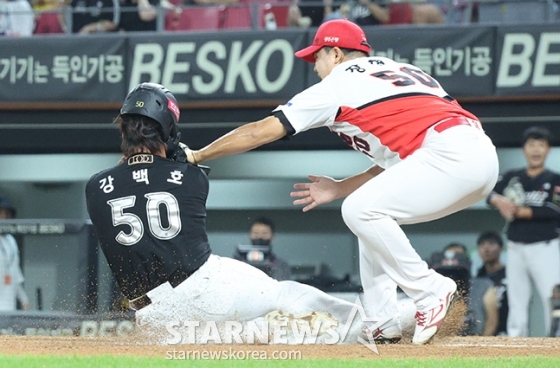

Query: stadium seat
left=387, top=3, right=413, bottom=24
left=165, top=6, right=222, bottom=31
left=33, top=12, right=64, bottom=35
left=258, top=3, right=290, bottom=29
left=221, top=5, right=253, bottom=29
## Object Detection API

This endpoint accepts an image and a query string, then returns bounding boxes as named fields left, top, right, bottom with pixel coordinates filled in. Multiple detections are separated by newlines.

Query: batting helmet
left=0, top=195, right=16, bottom=218
left=120, top=83, right=181, bottom=142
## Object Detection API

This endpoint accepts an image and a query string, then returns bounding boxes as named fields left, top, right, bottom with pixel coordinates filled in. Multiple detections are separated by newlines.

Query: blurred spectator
left=0, top=195, right=30, bottom=311
left=348, top=0, right=389, bottom=26
left=476, top=230, right=508, bottom=336
left=323, top=0, right=444, bottom=26
left=487, top=126, right=560, bottom=337
left=119, top=0, right=182, bottom=31
left=33, top=0, right=57, bottom=11
left=295, top=0, right=324, bottom=27
left=233, top=216, right=292, bottom=281
left=323, top=0, right=350, bottom=22
left=0, top=0, right=35, bottom=36
left=191, top=0, right=238, bottom=5
left=291, top=0, right=387, bottom=26
left=444, top=242, right=468, bottom=255
left=432, top=244, right=499, bottom=336
left=67, top=0, right=119, bottom=34
left=118, top=0, right=158, bottom=31
left=289, top=0, right=329, bottom=27
left=32, top=0, right=65, bottom=34
left=440, top=0, right=475, bottom=24
left=409, top=1, right=444, bottom=24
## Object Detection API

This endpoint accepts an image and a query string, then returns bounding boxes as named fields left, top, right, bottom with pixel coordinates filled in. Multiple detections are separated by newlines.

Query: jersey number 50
left=371, top=67, right=439, bottom=88
left=107, top=192, right=181, bottom=246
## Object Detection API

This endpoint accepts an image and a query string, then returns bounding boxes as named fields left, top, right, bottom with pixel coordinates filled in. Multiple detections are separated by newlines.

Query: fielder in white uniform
left=185, top=19, right=499, bottom=344
left=88, top=83, right=415, bottom=346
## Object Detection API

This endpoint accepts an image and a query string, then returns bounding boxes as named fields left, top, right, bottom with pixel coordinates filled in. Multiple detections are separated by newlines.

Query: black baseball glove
left=167, top=137, right=211, bottom=176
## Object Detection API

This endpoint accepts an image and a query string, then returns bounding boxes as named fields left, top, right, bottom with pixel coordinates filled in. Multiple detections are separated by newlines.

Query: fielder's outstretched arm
left=336, top=165, right=385, bottom=198
left=291, top=165, right=385, bottom=212
left=185, top=116, right=287, bottom=164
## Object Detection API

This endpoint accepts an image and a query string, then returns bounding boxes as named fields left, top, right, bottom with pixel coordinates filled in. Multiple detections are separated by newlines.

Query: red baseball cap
left=295, top=19, right=371, bottom=63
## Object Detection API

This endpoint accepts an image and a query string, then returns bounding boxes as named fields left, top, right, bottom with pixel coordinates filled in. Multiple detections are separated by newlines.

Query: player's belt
left=128, top=294, right=152, bottom=311
left=128, top=268, right=191, bottom=311
left=433, top=117, right=481, bottom=133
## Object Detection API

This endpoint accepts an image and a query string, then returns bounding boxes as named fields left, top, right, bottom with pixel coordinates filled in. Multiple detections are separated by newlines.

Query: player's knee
left=341, top=194, right=365, bottom=230
left=342, top=194, right=394, bottom=234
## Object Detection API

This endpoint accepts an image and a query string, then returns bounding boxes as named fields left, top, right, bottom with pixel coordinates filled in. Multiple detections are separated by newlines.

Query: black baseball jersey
left=488, top=168, right=560, bottom=243
left=85, top=154, right=211, bottom=300
left=477, top=266, right=508, bottom=335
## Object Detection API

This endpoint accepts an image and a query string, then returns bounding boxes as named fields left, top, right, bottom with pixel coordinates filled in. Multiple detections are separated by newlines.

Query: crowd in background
left=1, top=0, right=557, bottom=37
left=0, top=0, right=493, bottom=36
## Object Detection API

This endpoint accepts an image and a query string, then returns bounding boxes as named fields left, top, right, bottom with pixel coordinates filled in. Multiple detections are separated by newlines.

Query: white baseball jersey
left=274, top=56, right=478, bottom=168
left=274, top=56, right=499, bottom=331
left=0, top=235, right=27, bottom=311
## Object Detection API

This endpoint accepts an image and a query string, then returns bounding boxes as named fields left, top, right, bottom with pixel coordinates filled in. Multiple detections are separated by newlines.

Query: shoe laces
left=415, top=311, right=427, bottom=327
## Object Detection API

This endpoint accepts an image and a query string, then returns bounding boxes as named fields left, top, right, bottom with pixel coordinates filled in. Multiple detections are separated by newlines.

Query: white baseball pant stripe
left=341, top=125, right=499, bottom=317
left=506, top=238, right=560, bottom=337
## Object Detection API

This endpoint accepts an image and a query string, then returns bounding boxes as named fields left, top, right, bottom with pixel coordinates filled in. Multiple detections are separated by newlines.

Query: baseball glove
left=166, top=135, right=211, bottom=175
left=503, top=177, right=525, bottom=206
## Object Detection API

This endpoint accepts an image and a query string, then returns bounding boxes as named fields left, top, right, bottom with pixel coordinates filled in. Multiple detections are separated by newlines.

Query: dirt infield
left=2, top=303, right=559, bottom=359
left=1, top=335, right=560, bottom=359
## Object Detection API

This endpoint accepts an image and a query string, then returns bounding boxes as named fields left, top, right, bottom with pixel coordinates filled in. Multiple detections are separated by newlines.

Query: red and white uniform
left=274, top=56, right=499, bottom=321
left=276, top=56, right=480, bottom=168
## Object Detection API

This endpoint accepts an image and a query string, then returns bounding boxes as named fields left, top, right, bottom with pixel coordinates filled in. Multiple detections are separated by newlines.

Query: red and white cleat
left=412, top=281, right=458, bottom=345
left=362, top=318, right=402, bottom=344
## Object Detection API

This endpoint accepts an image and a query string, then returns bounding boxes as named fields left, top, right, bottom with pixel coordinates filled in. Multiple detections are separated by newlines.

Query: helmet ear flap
left=168, top=115, right=179, bottom=141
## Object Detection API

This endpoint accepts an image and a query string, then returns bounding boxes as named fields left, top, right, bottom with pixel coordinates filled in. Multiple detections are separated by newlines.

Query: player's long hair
left=114, top=114, right=166, bottom=158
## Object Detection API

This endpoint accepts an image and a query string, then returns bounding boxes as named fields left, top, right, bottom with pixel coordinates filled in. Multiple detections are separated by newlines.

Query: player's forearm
left=16, top=284, right=30, bottom=306
left=514, top=206, right=533, bottom=219
left=337, top=165, right=384, bottom=198
left=488, top=193, right=504, bottom=207
left=482, top=288, right=499, bottom=336
left=192, top=116, right=287, bottom=163
left=367, top=3, right=389, bottom=23
left=482, top=314, right=498, bottom=336
left=137, top=0, right=157, bottom=21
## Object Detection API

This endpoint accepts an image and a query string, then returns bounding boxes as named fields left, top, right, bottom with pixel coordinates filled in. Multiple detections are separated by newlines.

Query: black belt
left=129, top=269, right=191, bottom=311
left=129, top=293, right=152, bottom=311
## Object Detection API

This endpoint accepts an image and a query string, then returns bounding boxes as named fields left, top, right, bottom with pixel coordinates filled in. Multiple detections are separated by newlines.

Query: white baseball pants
left=135, top=254, right=369, bottom=344
left=506, top=238, right=560, bottom=337
left=341, top=125, right=499, bottom=319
